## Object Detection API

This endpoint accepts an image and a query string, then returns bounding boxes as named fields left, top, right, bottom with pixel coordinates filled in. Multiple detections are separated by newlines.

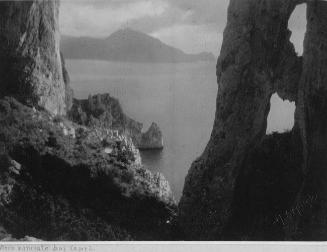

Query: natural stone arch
left=266, top=93, right=296, bottom=134
left=179, top=0, right=327, bottom=240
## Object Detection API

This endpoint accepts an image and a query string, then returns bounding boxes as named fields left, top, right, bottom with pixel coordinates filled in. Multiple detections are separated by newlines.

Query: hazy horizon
left=59, top=0, right=307, bottom=57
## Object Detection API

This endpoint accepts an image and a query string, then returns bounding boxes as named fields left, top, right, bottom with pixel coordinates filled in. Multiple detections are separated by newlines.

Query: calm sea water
left=66, top=59, right=295, bottom=201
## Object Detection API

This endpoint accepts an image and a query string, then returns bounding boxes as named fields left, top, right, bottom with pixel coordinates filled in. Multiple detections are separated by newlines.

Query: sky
left=60, top=0, right=307, bottom=56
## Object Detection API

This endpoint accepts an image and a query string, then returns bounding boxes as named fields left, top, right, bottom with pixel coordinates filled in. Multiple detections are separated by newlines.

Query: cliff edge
left=0, top=0, right=175, bottom=241
left=179, top=0, right=327, bottom=241
left=68, top=94, right=164, bottom=150
left=0, top=0, right=67, bottom=115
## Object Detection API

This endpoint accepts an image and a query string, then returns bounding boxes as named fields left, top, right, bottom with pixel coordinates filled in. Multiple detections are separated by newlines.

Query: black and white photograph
left=0, top=0, right=326, bottom=248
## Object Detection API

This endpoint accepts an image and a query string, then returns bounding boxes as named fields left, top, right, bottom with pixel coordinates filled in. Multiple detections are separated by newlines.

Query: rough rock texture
left=68, top=93, right=164, bottom=150
left=0, top=0, right=66, bottom=115
left=0, top=97, right=176, bottom=240
left=179, top=0, right=327, bottom=240
left=138, top=123, right=164, bottom=150
left=61, top=52, right=74, bottom=111
left=293, top=2, right=327, bottom=240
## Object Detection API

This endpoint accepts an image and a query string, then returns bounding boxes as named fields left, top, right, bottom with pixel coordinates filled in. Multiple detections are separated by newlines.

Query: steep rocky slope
left=68, top=94, right=164, bottom=150
left=2, top=0, right=327, bottom=242
left=0, top=0, right=175, bottom=241
left=0, top=0, right=67, bottom=115
left=0, top=97, right=176, bottom=240
left=293, top=2, right=327, bottom=240
left=179, top=0, right=327, bottom=240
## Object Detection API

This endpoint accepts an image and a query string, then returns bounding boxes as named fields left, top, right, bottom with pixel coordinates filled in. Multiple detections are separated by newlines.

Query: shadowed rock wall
left=179, top=0, right=327, bottom=240
left=294, top=1, right=327, bottom=240
left=0, top=0, right=66, bottom=115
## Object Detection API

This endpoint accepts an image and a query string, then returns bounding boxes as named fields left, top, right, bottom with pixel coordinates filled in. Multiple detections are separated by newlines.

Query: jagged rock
left=179, top=0, right=327, bottom=241
left=61, top=52, right=74, bottom=111
left=293, top=1, right=327, bottom=240
left=0, top=0, right=67, bottom=115
left=0, top=97, right=176, bottom=240
left=138, top=123, right=163, bottom=150
left=68, top=93, right=164, bottom=150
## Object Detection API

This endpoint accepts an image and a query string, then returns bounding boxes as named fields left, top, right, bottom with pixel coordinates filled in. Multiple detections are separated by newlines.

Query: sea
left=66, top=59, right=295, bottom=201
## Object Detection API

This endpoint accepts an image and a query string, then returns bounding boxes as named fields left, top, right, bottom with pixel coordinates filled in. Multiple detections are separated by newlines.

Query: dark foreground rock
left=0, top=97, right=176, bottom=241
left=179, top=0, right=327, bottom=241
left=68, top=94, right=164, bottom=150
left=0, top=0, right=67, bottom=115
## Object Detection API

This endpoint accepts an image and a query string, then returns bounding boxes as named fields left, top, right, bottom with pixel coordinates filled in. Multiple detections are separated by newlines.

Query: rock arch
left=179, top=0, right=327, bottom=240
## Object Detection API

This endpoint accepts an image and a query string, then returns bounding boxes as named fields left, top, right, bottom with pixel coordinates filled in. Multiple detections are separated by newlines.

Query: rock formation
left=0, top=0, right=175, bottom=241
left=2, top=0, right=327, bottom=242
left=293, top=2, right=327, bottom=240
left=61, top=52, right=74, bottom=111
left=68, top=93, right=164, bottom=150
left=0, top=97, right=176, bottom=240
left=138, top=123, right=164, bottom=150
left=0, top=0, right=67, bottom=115
left=179, top=0, right=327, bottom=241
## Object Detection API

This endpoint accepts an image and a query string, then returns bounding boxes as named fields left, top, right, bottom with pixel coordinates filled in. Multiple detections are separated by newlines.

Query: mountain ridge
left=60, top=28, right=216, bottom=63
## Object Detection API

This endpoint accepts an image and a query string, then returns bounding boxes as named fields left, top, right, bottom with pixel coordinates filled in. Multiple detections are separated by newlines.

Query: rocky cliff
left=0, top=0, right=67, bottom=115
left=179, top=0, right=327, bottom=241
left=0, top=97, right=176, bottom=240
left=68, top=94, right=164, bottom=150
left=0, top=0, right=175, bottom=241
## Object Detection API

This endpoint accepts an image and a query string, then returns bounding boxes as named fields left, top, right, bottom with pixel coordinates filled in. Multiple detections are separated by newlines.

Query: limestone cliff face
left=61, top=52, right=74, bottom=111
left=0, top=0, right=66, bottom=115
left=179, top=0, right=327, bottom=240
left=294, top=2, right=327, bottom=240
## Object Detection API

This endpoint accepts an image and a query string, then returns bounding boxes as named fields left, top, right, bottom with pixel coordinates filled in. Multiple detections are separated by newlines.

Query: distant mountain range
left=60, top=28, right=216, bottom=63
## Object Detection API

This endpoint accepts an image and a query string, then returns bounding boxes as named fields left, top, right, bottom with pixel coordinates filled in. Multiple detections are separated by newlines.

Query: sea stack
left=68, top=93, right=164, bottom=150
left=138, top=122, right=164, bottom=150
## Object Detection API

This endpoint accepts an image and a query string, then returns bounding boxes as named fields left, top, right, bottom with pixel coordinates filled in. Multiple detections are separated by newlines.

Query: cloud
left=60, top=0, right=169, bottom=37
left=59, top=0, right=307, bottom=55
left=151, top=24, right=223, bottom=56
left=59, top=0, right=229, bottom=54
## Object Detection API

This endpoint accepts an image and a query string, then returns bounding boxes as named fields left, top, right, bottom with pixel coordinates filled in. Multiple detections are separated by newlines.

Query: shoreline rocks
left=68, top=93, right=164, bottom=151
left=0, top=0, right=173, bottom=242
left=0, top=97, right=176, bottom=240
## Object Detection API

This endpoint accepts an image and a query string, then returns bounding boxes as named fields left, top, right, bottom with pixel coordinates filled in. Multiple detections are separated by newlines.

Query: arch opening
left=266, top=93, right=296, bottom=135
left=288, top=3, right=307, bottom=56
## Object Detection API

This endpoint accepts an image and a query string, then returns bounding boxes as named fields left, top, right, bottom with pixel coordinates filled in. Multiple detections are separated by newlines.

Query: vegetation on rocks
left=0, top=97, right=176, bottom=241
